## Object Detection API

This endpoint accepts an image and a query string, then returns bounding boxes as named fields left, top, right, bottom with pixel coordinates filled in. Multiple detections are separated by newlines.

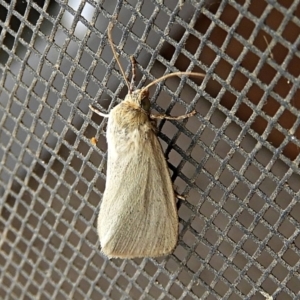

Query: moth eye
left=141, top=97, right=151, bottom=111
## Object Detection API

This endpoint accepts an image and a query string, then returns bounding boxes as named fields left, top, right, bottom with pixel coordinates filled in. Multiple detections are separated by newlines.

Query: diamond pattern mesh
left=1, top=0, right=300, bottom=299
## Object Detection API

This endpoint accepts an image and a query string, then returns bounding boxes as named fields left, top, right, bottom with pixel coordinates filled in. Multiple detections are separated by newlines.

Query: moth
left=90, top=22, right=204, bottom=259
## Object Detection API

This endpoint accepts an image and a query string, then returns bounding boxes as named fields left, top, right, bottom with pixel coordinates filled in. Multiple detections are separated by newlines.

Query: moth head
left=128, top=88, right=151, bottom=112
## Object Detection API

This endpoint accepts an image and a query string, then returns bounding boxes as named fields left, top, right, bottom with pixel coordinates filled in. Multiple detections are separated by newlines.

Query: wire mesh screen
left=1, top=0, right=300, bottom=299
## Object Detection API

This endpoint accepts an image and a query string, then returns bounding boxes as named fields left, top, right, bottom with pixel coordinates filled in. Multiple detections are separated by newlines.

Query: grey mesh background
left=1, top=0, right=300, bottom=299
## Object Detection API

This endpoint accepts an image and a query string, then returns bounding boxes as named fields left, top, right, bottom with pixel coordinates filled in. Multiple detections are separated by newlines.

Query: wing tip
left=101, top=244, right=177, bottom=259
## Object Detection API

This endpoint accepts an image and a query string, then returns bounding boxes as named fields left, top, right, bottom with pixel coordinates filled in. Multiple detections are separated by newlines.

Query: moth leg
left=150, top=110, right=196, bottom=120
left=174, top=188, right=186, bottom=209
left=90, top=137, right=98, bottom=145
left=129, top=56, right=137, bottom=94
left=176, top=193, right=186, bottom=201
left=89, top=105, right=109, bottom=118
left=175, top=193, right=186, bottom=210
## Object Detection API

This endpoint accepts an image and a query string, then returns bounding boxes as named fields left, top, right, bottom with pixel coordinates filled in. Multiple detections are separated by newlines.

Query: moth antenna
left=108, top=22, right=131, bottom=91
left=141, top=72, right=205, bottom=92
left=129, top=56, right=137, bottom=93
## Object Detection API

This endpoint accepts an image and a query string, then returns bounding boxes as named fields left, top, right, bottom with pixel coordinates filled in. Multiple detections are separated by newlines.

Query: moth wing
left=98, top=125, right=178, bottom=258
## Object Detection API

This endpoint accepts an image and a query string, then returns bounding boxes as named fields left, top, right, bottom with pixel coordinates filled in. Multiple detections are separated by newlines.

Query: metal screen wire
left=1, top=0, right=300, bottom=299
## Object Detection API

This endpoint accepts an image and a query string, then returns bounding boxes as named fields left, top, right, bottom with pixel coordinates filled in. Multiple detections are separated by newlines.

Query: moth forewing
left=92, top=21, right=205, bottom=259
